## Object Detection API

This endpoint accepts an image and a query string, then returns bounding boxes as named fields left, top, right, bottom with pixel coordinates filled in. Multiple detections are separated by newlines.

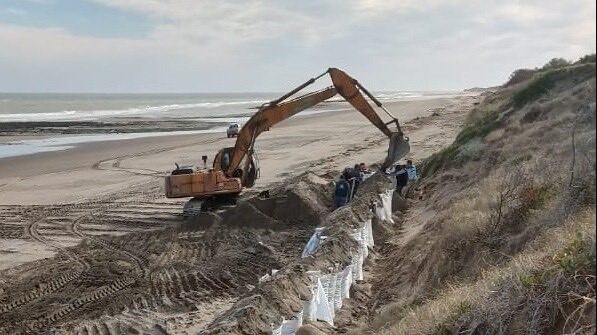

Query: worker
left=359, top=162, right=373, bottom=181
left=349, top=164, right=363, bottom=196
left=334, top=175, right=351, bottom=208
left=405, top=160, right=418, bottom=181
left=392, top=163, right=409, bottom=195
left=359, top=163, right=370, bottom=174
left=222, top=152, right=230, bottom=170
left=342, top=167, right=353, bottom=180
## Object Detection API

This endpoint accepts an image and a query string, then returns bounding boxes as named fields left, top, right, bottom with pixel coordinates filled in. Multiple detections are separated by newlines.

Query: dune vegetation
left=360, top=56, right=596, bottom=335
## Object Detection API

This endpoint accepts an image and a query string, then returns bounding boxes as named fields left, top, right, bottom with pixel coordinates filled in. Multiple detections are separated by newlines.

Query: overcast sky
left=0, top=0, right=595, bottom=93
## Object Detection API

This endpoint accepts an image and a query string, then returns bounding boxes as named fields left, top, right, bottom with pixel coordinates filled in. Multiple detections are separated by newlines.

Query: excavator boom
left=224, top=87, right=336, bottom=178
left=328, top=68, right=393, bottom=137
left=225, top=68, right=409, bottom=179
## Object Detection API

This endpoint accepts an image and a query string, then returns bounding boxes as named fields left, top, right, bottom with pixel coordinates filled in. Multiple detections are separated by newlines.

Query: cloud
left=0, top=0, right=595, bottom=92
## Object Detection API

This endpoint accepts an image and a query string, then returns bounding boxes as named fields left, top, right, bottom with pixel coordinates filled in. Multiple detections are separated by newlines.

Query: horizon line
left=0, top=88, right=471, bottom=95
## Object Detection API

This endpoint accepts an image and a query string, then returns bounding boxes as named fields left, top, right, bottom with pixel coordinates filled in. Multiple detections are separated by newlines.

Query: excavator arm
left=329, top=68, right=395, bottom=137
left=224, top=86, right=338, bottom=178
left=225, top=67, right=409, bottom=183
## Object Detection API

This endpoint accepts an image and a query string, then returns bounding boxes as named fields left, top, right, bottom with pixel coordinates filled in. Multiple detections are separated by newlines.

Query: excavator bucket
left=382, top=133, right=410, bottom=170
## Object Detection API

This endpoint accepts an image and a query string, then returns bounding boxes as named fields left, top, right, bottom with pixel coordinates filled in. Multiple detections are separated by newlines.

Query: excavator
left=165, top=68, right=410, bottom=213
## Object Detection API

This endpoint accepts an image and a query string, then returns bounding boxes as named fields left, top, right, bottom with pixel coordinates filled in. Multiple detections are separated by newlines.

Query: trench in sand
left=0, top=165, right=401, bottom=334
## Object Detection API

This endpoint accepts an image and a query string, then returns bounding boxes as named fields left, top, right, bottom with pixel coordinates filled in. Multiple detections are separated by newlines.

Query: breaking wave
left=0, top=100, right=268, bottom=122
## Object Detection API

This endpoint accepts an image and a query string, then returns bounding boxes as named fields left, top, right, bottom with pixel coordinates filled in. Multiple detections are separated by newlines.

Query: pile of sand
left=201, top=172, right=393, bottom=334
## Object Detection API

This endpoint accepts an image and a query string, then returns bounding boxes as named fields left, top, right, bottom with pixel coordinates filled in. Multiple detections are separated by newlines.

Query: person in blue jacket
left=405, top=160, right=418, bottom=181
left=392, top=163, right=409, bottom=195
left=334, top=175, right=351, bottom=208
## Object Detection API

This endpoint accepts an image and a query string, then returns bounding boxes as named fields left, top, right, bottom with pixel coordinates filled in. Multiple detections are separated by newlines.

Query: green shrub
left=519, top=273, right=541, bottom=288
left=420, top=107, right=501, bottom=177
left=512, top=71, right=557, bottom=108
left=513, top=63, right=596, bottom=108
left=455, top=111, right=500, bottom=146
left=420, top=145, right=460, bottom=178
left=541, top=57, right=570, bottom=70
left=421, top=62, right=595, bottom=179
left=505, top=68, right=537, bottom=87
left=554, top=233, right=595, bottom=274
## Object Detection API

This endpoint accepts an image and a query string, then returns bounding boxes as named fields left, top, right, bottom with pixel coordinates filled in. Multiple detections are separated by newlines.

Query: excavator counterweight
left=165, top=68, right=409, bottom=211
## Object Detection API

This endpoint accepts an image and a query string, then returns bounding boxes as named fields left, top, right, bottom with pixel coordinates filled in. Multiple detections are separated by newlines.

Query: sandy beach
left=0, top=96, right=472, bottom=206
left=0, top=95, right=477, bottom=269
left=0, top=93, right=479, bottom=332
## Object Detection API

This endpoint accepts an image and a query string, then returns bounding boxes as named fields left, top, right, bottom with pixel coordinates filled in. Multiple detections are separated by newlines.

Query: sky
left=0, top=0, right=595, bottom=93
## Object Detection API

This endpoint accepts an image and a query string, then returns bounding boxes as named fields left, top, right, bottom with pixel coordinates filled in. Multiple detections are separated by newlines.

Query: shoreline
left=0, top=93, right=473, bottom=160
left=0, top=95, right=461, bottom=163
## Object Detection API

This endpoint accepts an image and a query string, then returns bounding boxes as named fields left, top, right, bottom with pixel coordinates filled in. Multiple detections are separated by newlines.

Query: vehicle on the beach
left=226, top=123, right=240, bottom=138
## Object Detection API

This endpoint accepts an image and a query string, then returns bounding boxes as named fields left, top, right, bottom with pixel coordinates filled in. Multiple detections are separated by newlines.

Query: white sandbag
left=341, top=265, right=352, bottom=299
left=314, top=278, right=334, bottom=325
left=295, top=310, right=304, bottom=328
left=271, top=188, right=394, bottom=334
left=320, top=274, right=335, bottom=319
left=280, top=310, right=303, bottom=335
left=303, top=287, right=317, bottom=321
left=352, top=250, right=364, bottom=281
left=382, top=190, right=394, bottom=223
left=303, top=271, right=321, bottom=321
left=360, top=225, right=369, bottom=258
left=280, top=320, right=296, bottom=335
left=352, top=226, right=369, bottom=258
left=365, top=218, right=374, bottom=247
left=301, top=227, right=326, bottom=258
left=374, top=190, right=394, bottom=224
left=272, top=322, right=283, bottom=335
left=333, top=271, right=343, bottom=310
left=374, top=203, right=386, bottom=222
left=351, top=228, right=363, bottom=244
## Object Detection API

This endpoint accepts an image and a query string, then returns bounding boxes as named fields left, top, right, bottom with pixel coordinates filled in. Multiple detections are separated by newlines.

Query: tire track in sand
left=25, top=208, right=150, bottom=332
left=90, top=136, right=223, bottom=178
left=0, top=215, right=90, bottom=314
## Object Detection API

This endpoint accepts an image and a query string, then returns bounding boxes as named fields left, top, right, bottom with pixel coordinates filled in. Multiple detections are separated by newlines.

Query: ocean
left=0, top=91, right=435, bottom=122
left=0, top=91, right=451, bottom=158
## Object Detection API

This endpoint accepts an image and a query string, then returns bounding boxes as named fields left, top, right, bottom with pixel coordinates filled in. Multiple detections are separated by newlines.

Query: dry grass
left=361, top=61, right=596, bottom=335
left=377, top=209, right=595, bottom=335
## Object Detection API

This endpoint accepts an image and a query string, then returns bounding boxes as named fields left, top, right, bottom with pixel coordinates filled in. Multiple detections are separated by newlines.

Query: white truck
left=226, top=123, right=240, bottom=138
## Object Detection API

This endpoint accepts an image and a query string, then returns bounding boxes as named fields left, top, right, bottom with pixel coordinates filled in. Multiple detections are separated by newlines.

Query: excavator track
left=182, top=194, right=239, bottom=217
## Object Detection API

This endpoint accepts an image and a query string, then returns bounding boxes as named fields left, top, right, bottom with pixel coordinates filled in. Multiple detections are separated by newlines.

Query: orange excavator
left=165, top=68, right=410, bottom=212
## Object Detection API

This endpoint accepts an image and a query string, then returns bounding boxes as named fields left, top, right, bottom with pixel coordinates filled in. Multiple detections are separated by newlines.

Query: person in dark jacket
left=349, top=164, right=363, bottom=196
left=334, top=175, right=351, bottom=208
left=342, top=167, right=352, bottom=180
left=393, top=164, right=409, bottom=195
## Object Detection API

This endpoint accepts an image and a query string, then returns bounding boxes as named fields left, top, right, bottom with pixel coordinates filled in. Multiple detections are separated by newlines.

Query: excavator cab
left=213, top=147, right=234, bottom=171
left=213, top=147, right=260, bottom=187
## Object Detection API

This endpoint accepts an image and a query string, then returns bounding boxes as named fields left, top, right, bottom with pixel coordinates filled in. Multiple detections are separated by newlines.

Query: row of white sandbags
left=272, top=190, right=392, bottom=335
